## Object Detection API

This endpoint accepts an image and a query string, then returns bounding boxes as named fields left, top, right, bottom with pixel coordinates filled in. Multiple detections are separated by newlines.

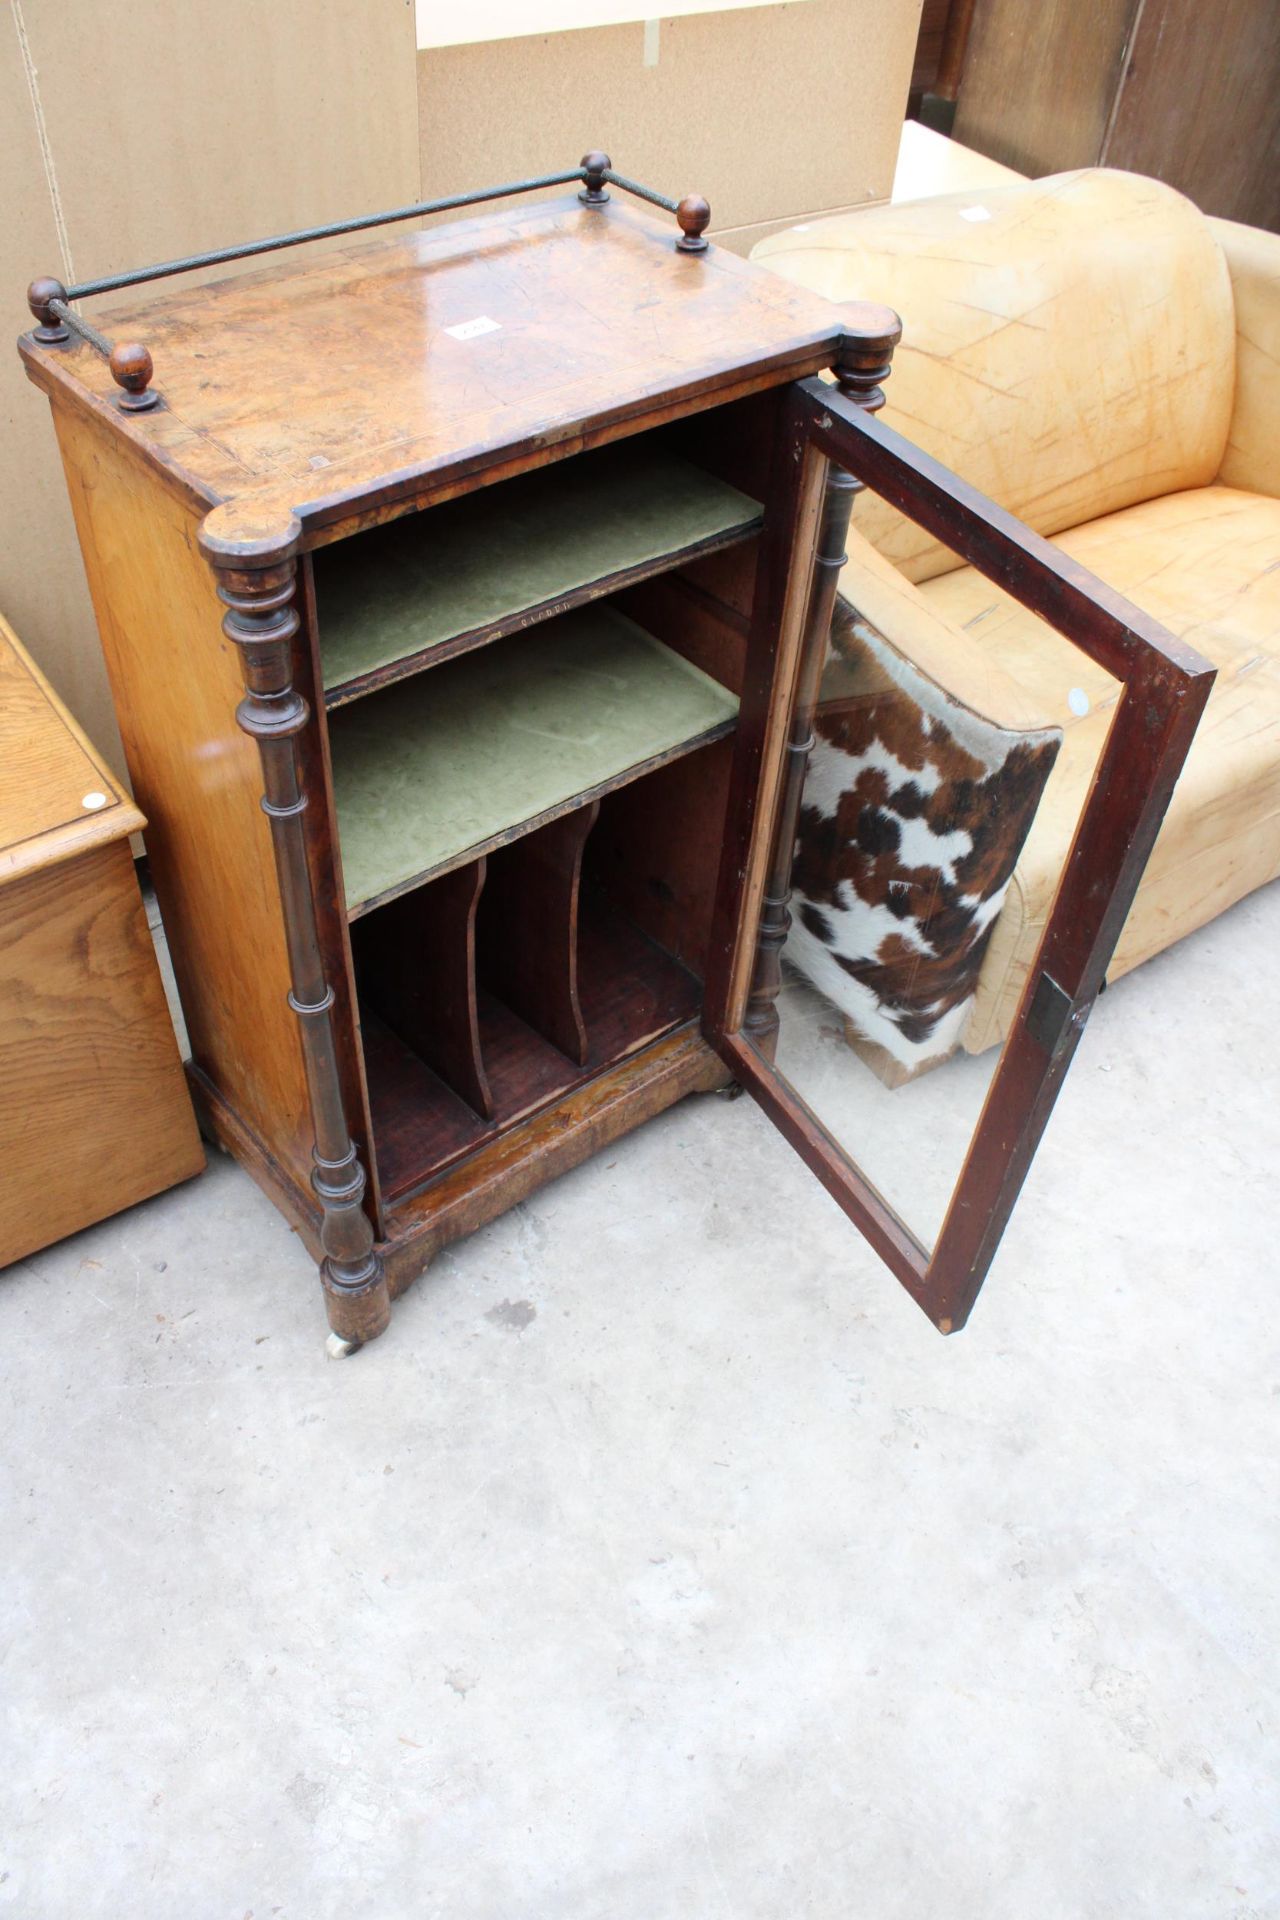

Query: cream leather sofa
left=752, top=169, right=1280, bottom=1079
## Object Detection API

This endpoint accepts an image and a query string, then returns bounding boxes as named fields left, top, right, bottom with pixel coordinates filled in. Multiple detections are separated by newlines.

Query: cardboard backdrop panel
left=3, top=0, right=419, bottom=769
left=418, top=2, right=921, bottom=251
left=417, top=0, right=823, bottom=45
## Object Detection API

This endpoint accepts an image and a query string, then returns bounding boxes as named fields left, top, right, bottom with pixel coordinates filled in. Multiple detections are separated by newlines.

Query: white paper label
left=444, top=315, right=502, bottom=341
left=959, top=205, right=992, bottom=223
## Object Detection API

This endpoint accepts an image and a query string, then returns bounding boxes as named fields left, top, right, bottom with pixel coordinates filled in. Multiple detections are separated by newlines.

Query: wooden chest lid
left=19, top=193, right=843, bottom=543
left=0, top=613, right=142, bottom=885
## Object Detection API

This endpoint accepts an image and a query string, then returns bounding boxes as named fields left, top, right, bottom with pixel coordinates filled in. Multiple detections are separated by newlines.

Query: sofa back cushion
left=753, top=169, right=1236, bottom=582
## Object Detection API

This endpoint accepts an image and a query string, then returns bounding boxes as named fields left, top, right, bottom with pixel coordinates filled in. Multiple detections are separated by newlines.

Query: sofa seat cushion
left=919, top=487, right=1280, bottom=1051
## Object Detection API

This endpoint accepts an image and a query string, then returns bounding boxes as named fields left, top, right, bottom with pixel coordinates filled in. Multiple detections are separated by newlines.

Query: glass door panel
left=710, top=379, right=1215, bottom=1332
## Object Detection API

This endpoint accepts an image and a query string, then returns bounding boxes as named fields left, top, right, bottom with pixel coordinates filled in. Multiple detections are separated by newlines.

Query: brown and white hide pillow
left=786, top=594, right=1061, bottom=1080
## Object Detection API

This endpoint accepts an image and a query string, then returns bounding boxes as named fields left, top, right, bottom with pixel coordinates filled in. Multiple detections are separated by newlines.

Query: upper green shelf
left=313, top=440, right=761, bottom=705
left=330, top=603, right=739, bottom=918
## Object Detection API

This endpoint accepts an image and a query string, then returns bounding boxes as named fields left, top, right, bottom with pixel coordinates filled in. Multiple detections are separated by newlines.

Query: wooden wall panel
left=417, top=0, right=924, bottom=256
left=1105, top=0, right=1280, bottom=231
left=953, top=0, right=1138, bottom=178
left=953, top=0, right=1279, bottom=233
left=3, top=0, right=419, bottom=764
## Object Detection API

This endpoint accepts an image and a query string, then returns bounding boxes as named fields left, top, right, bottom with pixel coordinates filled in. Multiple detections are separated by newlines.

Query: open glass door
left=705, top=368, right=1215, bottom=1334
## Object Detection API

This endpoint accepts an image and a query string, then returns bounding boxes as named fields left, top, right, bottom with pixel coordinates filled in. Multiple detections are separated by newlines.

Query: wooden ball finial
left=109, top=341, right=158, bottom=411
left=833, top=303, right=903, bottom=411
left=27, top=277, right=69, bottom=343
left=579, top=150, right=612, bottom=205
left=675, top=193, right=711, bottom=253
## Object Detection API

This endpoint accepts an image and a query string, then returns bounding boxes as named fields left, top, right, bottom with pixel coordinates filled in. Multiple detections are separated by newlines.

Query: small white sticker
left=959, top=205, right=992, bottom=222
left=1068, top=687, right=1090, bottom=717
left=82, top=791, right=108, bottom=811
left=444, top=315, right=502, bottom=341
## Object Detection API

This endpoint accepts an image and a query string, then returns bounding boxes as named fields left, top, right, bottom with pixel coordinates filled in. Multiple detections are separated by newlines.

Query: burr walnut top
left=19, top=193, right=843, bottom=556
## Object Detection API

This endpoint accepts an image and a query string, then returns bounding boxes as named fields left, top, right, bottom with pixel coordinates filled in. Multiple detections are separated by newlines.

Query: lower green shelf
left=330, top=603, right=739, bottom=917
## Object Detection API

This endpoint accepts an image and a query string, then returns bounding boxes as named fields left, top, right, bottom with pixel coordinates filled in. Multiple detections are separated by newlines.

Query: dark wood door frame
left=711, top=380, right=1216, bottom=1333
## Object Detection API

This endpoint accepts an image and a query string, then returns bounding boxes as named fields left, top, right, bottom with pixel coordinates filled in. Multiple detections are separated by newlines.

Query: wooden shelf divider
left=330, top=604, right=739, bottom=918
left=314, top=440, right=761, bottom=706
left=478, top=802, right=601, bottom=1066
left=351, top=859, right=493, bottom=1120
left=362, top=889, right=703, bottom=1207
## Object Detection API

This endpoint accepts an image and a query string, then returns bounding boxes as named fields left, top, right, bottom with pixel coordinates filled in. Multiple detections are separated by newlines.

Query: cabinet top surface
left=0, top=613, right=142, bottom=885
left=21, top=194, right=842, bottom=545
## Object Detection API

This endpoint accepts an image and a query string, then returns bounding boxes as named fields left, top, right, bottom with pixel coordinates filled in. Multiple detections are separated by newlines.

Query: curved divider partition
left=350, top=753, right=723, bottom=1209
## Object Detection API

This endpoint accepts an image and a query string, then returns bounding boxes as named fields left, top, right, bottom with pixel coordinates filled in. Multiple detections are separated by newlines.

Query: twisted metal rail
left=25, top=151, right=711, bottom=412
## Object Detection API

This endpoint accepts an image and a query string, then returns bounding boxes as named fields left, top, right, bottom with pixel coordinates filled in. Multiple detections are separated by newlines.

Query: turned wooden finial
left=109, top=341, right=158, bottom=411
left=675, top=193, right=711, bottom=253
left=579, top=150, right=611, bottom=205
left=27, top=277, right=69, bottom=343
left=833, top=302, right=903, bottom=410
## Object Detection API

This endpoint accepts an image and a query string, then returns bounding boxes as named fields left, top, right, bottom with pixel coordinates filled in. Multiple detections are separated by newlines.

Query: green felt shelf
left=314, top=440, right=761, bottom=704
left=330, top=604, right=739, bottom=917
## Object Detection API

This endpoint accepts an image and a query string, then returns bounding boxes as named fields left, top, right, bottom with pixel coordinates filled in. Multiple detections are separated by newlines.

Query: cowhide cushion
left=786, top=596, right=1061, bottom=1079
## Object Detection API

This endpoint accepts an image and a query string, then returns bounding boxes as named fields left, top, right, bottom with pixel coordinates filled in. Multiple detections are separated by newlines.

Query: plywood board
left=891, top=121, right=1027, bottom=201
left=1104, top=0, right=1280, bottom=231
left=953, top=0, right=1137, bottom=178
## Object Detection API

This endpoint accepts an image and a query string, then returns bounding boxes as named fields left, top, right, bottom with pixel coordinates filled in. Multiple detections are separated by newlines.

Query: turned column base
left=321, top=1267, right=392, bottom=1350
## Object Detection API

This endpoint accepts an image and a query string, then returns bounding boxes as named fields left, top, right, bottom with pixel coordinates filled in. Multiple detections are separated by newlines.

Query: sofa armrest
left=1210, top=216, right=1280, bottom=499
left=784, top=529, right=1062, bottom=1083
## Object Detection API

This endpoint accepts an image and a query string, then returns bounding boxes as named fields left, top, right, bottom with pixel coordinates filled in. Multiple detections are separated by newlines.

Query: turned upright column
left=200, top=507, right=390, bottom=1352
left=743, top=306, right=902, bottom=1053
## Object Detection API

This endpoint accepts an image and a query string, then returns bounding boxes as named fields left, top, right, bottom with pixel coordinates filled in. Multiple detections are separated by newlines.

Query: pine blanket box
left=0, top=612, right=203, bottom=1267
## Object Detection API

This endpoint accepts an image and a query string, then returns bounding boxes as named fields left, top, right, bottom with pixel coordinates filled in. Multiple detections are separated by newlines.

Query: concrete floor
left=2, top=883, right=1278, bottom=1919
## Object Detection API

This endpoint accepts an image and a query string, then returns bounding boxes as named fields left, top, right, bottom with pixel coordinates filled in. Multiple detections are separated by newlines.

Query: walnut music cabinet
left=19, top=157, right=1211, bottom=1350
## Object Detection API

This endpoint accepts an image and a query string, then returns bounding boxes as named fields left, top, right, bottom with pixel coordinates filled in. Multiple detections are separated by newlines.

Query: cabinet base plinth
left=188, top=1025, right=729, bottom=1343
